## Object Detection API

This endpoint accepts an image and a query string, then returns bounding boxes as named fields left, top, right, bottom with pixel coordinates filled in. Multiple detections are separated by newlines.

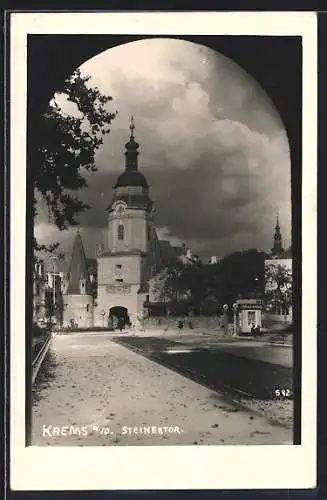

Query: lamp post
left=232, top=303, right=238, bottom=337
left=101, top=309, right=106, bottom=328
left=223, top=304, right=229, bottom=336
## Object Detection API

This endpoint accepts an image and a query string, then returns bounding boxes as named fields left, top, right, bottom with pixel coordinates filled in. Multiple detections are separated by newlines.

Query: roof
left=66, top=232, right=92, bottom=295
left=280, top=246, right=292, bottom=258
left=114, top=171, right=149, bottom=188
left=137, top=282, right=149, bottom=294
left=159, top=240, right=180, bottom=265
left=172, top=246, right=185, bottom=257
left=108, top=192, right=153, bottom=211
left=269, top=245, right=292, bottom=260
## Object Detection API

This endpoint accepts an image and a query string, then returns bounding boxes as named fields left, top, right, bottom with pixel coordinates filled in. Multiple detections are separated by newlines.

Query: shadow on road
left=114, top=336, right=294, bottom=400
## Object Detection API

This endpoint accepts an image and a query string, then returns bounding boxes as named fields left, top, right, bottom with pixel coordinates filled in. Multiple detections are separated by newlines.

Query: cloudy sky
left=35, top=38, right=291, bottom=268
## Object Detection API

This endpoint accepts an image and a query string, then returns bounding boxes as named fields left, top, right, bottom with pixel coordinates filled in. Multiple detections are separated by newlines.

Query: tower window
left=87, top=304, right=90, bottom=312
left=117, top=224, right=124, bottom=241
left=116, top=278, right=124, bottom=283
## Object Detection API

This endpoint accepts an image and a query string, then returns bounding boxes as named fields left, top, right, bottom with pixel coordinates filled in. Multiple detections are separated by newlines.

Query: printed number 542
left=275, top=389, right=291, bottom=397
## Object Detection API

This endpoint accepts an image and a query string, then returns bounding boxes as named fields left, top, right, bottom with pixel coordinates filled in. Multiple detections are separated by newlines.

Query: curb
left=264, top=343, right=293, bottom=348
left=32, top=333, right=54, bottom=384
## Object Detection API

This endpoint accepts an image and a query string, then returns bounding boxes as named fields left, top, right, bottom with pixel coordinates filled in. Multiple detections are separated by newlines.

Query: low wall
left=59, top=327, right=114, bottom=333
left=143, top=315, right=223, bottom=330
left=262, top=313, right=292, bottom=332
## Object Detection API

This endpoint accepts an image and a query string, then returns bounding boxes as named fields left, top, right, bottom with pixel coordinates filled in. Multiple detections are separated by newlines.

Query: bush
left=32, top=323, right=52, bottom=339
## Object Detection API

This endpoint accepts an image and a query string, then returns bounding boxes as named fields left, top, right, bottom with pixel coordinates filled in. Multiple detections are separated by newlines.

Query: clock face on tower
left=114, top=202, right=127, bottom=215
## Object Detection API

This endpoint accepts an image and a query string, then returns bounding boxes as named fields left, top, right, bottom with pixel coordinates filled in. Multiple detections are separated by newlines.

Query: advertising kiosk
left=235, top=298, right=263, bottom=335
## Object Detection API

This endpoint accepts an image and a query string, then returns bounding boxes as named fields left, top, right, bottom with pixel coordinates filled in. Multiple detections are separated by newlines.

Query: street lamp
left=101, top=309, right=106, bottom=328
left=222, top=304, right=229, bottom=336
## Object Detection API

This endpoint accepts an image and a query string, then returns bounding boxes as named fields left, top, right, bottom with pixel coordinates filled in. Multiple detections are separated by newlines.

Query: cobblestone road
left=32, top=333, right=293, bottom=446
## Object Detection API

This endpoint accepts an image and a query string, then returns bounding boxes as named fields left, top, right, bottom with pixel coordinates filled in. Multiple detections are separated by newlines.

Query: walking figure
left=118, top=316, right=124, bottom=333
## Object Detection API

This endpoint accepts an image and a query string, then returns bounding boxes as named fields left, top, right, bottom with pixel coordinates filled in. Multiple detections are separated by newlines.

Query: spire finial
left=124, top=116, right=139, bottom=171
left=130, top=115, right=135, bottom=138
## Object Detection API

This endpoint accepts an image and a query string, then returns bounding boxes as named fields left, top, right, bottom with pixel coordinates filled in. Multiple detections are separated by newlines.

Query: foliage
left=32, top=322, right=52, bottom=339
left=264, top=262, right=292, bottom=294
left=264, top=261, right=292, bottom=314
left=34, top=69, right=117, bottom=253
left=152, top=249, right=268, bottom=315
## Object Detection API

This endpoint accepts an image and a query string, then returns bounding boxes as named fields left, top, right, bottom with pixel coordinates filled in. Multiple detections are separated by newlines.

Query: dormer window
left=118, top=224, right=124, bottom=241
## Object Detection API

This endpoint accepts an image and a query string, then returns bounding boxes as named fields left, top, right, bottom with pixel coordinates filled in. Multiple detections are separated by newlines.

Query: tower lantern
left=124, top=116, right=140, bottom=172
left=271, top=213, right=284, bottom=257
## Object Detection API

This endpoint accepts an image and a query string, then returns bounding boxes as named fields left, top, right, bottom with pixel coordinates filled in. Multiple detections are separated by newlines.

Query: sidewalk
left=32, top=333, right=293, bottom=446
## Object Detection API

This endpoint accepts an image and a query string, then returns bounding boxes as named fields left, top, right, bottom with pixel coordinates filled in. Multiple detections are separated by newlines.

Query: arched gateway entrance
left=109, top=306, right=130, bottom=331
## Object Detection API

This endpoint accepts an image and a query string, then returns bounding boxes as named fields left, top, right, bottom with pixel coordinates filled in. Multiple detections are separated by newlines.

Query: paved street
left=210, top=343, right=292, bottom=367
left=149, top=330, right=293, bottom=368
left=32, top=333, right=292, bottom=446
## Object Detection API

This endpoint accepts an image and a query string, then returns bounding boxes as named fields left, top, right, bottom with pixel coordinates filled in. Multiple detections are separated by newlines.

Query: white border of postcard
left=10, top=11, right=317, bottom=490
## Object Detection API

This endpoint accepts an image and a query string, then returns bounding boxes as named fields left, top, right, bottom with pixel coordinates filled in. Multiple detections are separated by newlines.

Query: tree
left=33, top=69, right=117, bottom=254
left=150, top=249, right=267, bottom=316
left=212, top=249, right=267, bottom=308
left=264, top=261, right=292, bottom=314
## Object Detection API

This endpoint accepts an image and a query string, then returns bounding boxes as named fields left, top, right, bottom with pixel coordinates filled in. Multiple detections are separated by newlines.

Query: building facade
left=62, top=118, right=189, bottom=329
left=264, top=215, right=292, bottom=326
left=33, top=259, right=46, bottom=324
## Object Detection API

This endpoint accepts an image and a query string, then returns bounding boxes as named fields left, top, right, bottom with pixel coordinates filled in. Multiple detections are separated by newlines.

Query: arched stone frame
left=26, top=34, right=302, bottom=446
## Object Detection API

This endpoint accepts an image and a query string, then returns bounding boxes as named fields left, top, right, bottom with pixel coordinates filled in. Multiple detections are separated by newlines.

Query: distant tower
left=271, top=213, right=284, bottom=257
left=62, top=230, right=93, bottom=328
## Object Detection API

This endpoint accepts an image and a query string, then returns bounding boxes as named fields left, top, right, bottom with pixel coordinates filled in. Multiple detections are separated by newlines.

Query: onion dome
left=108, top=117, right=152, bottom=210
left=114, top=170, right=149, bottom=189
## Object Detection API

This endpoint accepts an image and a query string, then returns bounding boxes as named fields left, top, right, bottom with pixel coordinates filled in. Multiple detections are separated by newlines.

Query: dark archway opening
left=109, top=306, right=130, bottom=331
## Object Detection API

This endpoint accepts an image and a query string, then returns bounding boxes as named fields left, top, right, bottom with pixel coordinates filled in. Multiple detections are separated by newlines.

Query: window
left=146, top=294, right=150, bottom=302
left=118, top=224, right=124, bottom=241
left=116, top=264, right=122, bottom=269
left=116, top=278, right=123, bottom=283
left=87, top=304, right=90, bottom=312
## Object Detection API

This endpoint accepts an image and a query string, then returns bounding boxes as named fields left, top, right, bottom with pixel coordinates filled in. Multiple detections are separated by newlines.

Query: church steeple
left=271, top=213, right=284, bottom=257
left=124, top=116, right=139, bottom=172
left=66, top=230, right=92, bottom=295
